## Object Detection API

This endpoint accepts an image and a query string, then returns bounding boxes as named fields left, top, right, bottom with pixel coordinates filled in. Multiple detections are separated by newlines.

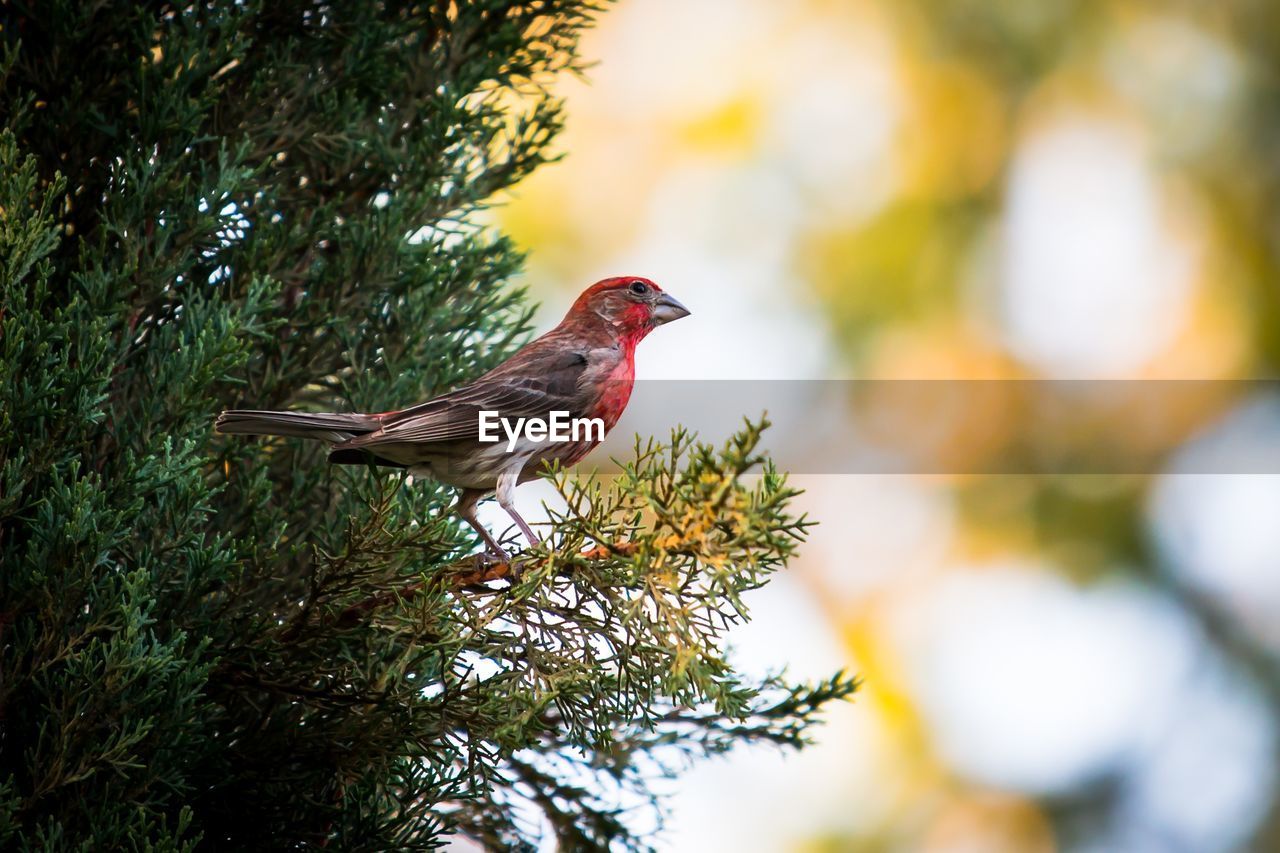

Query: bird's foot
left=461, top=548, right=527, bottom=586
left=473, top=549, right=509, bottom=571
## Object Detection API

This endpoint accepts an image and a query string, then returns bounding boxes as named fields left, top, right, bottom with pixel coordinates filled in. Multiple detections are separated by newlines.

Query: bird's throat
left=596, top=341, right=637, bottom=429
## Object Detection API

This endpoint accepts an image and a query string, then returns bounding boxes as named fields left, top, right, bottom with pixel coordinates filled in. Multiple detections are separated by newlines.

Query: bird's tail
left=214, top=409, right=380, bottom=444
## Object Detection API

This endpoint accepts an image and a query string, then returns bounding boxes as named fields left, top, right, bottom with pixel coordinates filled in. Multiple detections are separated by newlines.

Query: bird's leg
left=504, top=507, right=540, bottom=548
left=496, top=467, right=540, bottom=547
left=455, top=488, right=509, bottom=564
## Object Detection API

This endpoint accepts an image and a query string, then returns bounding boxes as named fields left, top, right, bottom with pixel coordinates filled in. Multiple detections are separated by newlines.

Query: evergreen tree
left=0, top=2, right=856, bottom=849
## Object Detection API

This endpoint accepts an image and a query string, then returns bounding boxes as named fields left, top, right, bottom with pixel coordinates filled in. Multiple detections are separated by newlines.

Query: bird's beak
left=651, top=292, right=691, bottom=325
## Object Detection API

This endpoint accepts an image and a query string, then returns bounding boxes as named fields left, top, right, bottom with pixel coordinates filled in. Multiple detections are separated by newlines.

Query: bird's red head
left=565, top=276, right=691, bottom=342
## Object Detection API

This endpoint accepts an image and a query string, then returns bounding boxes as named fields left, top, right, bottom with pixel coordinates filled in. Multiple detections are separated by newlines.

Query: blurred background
left=487, top=1, right=1280, bottom=850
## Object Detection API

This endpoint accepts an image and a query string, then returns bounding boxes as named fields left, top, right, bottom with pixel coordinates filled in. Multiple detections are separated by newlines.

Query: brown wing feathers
left=330, top=345, right=596, bottom=458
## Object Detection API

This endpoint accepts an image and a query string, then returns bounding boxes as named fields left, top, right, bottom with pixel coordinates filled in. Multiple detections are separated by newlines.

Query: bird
left=215, top=276, right=690, bottom=560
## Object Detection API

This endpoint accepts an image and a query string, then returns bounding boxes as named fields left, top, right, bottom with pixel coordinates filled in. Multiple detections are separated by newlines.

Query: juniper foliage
left=0, top=2, right=856, bottom=848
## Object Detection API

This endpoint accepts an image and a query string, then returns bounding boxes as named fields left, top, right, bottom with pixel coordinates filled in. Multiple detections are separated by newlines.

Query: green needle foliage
left=0, top=2, right=856, bottom=849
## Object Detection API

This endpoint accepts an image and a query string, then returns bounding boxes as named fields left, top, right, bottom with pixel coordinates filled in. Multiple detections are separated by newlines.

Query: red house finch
left=216, top=277, right=690, bottom=559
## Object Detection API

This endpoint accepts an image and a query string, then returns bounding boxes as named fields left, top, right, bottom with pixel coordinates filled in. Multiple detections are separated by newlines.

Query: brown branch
left=332, top=541, right=639, bottom=629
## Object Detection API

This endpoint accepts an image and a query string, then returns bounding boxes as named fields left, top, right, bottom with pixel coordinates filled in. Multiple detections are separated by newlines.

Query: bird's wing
left=336, top=347, right=592, bottom=450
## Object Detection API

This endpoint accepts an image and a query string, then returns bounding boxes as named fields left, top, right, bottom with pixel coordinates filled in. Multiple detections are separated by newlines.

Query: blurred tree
left=0, top=2, right=854, bottom=848
left=838, top=1, right=1280, bottom=849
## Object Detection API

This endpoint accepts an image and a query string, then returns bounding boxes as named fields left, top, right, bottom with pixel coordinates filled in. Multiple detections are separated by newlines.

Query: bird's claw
left=466, top=548, right=526, bottom=585
left=473, top=550, right=507, bottom=571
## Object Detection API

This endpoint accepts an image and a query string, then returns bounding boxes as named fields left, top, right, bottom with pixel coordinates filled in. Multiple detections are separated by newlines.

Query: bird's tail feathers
left=214, top=410, right=379, bottom=444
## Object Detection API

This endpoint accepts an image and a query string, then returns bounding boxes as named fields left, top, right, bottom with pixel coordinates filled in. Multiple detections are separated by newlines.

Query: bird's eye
left=628, top=281, right=649, bottom=295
